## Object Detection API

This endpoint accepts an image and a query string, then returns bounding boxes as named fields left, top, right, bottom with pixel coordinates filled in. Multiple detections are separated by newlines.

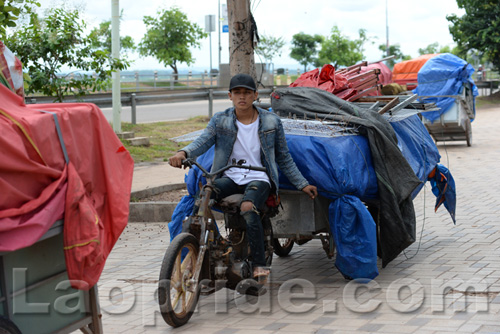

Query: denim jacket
left=181, top=107, right=309, bottom=195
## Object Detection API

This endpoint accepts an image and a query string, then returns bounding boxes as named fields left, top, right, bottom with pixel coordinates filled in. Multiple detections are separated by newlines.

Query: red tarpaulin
left=359, top=62, right=392, bottom=96
left=0, top=84, right=134, bottom=290
left=290, top=63, right=390, bottom=101
left=291, top=64, right=351, bottom=94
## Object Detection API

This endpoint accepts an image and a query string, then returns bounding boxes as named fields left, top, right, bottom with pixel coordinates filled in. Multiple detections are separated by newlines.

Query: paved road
left=93, top=105, right=500, bottom=333
left=100, top=97, right=272, bottom=123
left=100, top=100, right=234, bottom=123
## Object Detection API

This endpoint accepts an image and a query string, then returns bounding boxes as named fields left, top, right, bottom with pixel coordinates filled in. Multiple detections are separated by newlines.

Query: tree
left=88, top=16, right=136, bottom=54
left=447, top=0, right=500, bottom=72
left=138, top=7, right=207, bottom=81
left=6, top=8, right=128, bottom=101
left=255, top=33, right=285, bottom=71
left=316, top=26, right=368, bottom=68
left=290, top=32, right=323, bottom=73
left=418, top=42, right=439, bottom=55
left=0, top=0, right=39, bottom=39
left=379, top=43, right=410, bottom=68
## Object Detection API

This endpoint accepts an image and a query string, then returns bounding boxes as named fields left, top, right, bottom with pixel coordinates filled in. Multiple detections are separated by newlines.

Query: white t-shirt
left=223, top=117, right=270, bottom=185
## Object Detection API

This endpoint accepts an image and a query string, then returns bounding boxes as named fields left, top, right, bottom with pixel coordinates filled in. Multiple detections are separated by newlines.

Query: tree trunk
left=170, top=64, right=179, bottom=82
left=227, top=0, right=256, bottom=83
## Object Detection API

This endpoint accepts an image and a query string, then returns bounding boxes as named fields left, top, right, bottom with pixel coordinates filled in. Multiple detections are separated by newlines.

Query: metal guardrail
left=27, top=88, right=274, bottom=124
left=475, top=80, right=499, bottom=96
left=127, top=88, right=273, bottom=124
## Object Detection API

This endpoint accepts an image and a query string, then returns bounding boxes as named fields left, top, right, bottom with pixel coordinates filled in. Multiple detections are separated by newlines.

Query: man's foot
left=253, top=267, right=270, bottom=284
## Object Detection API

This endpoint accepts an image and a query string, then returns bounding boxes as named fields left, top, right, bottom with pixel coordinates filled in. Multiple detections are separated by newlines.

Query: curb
left=129, top=183, right=186, bottom=222
left=128, top=201, right=179, bottom=223
left=130, top=183, right=186, bottom=200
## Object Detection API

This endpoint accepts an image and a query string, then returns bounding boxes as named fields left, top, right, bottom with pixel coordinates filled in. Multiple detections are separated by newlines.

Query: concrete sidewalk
left=132, top=162, right=188, bottom=194
left=128, top=162, right=188, bottom=222
left=97, top=105, right=500, bottom=334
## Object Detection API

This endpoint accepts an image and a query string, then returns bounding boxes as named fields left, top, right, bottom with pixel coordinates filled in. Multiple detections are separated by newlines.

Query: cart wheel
left=158, top=233, right=201, bottom=328
left=272, top=238, right=294, bottom=257
left=465, top=118, right=472, bottom=147
left=262, top=216, right=274, bottom=266
left=0, top=317, right=22, bottom=334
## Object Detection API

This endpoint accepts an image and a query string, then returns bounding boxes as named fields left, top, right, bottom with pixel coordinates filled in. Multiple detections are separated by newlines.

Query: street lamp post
left=218, top=0, right=222, bottom=69
left=205, top=14, right=216, bottom=86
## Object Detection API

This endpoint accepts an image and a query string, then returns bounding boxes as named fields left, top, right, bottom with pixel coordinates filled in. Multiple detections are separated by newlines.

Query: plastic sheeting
left=0, top=84, right=134, bottom=289
left=272, top=87, right=423, bottom=270
left=428, top=164, right=456, bottom=224
left=291, top=64, right=351, bottom=94
left=414, top=53, right=478, bottom=123
left=0, top=40, right=24, bottom=98
left=168, top=107, right=450, bottom=280
left=393, top=54, right=438, bottom=88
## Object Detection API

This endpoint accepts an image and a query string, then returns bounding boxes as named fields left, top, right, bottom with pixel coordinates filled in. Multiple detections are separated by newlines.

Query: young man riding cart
left=169, top=73, right=317, bottom=282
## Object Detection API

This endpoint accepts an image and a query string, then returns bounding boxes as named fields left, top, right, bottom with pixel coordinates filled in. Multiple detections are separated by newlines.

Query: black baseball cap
left=229, top=73, right=257, bottom=92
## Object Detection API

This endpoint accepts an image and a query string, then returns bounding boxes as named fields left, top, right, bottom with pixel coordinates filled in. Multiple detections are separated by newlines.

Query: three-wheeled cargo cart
left=0, top=220, right=102, bottom=334
left=271, top=190, right=335, bottom=258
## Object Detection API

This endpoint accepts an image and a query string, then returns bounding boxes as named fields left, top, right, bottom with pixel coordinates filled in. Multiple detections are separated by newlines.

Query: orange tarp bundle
left=392, top=54, right=438, bottom=87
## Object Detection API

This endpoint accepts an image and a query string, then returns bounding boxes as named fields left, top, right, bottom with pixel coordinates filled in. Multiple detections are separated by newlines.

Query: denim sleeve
left=181, top=117, right=216, bottom=159
left=274, top=119, right=309, bottom=190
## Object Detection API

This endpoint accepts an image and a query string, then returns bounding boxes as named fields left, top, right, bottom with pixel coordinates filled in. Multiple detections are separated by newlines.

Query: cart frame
left=420, top=83, right=475, bottom=146
left=0, top=220, right=103, bottom=334
left=272, top=190, right=337, bottom=258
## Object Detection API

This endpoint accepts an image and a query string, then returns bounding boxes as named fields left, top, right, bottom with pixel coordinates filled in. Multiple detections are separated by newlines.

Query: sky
left=35, top=0, right=465, bottom=72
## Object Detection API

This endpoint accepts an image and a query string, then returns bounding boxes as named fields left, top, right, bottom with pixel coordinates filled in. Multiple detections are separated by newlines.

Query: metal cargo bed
left=421, top=84, right=475, bottom=146
left=0, top=220, right=102, bottom=334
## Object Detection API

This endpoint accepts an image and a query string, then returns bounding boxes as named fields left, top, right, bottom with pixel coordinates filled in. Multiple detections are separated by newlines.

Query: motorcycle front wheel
left=272, top=237, right=295, bottom=257
left=158, top=232, right=201, bottom=328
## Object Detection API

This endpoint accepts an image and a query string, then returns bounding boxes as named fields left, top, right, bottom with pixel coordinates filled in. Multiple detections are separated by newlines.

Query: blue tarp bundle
left=168, top=109, right=455, bottom=280
left=414, top=53, right=478, bottom=123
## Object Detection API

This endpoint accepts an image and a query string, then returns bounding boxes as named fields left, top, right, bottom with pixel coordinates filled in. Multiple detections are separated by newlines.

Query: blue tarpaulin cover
left=168, top=111, right=455, bottom=280
left=428, top=164, right=456, bottom=224
left=414, top=53, right=478, bottom=123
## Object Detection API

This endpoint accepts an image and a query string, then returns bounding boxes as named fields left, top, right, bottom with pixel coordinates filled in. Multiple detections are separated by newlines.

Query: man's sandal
left=253, top=267, right=270, bottom=284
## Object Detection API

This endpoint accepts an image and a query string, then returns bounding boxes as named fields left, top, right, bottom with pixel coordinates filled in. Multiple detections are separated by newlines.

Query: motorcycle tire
left=158, top=232, right=201, bottom=328
left=0, top=317, right=22, bottom=334
left=272, top=238, right=294, bottom=257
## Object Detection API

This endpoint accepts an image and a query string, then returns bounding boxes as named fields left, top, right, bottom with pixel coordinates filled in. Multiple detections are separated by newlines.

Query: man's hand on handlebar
left=302, top=185, right=318, bottom=200
left=168, top=151, right=188, bottom=169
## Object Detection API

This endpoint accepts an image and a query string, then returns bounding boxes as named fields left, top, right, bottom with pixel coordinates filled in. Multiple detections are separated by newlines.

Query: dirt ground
left=137, top=188, right=189, bottom=202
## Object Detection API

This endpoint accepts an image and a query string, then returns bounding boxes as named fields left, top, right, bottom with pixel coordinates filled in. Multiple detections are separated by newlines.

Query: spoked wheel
left=0, top=317, right=22, bottom=334
left=465, top=118, right=472, bottom=147
left=262, top=216, right=274, bottom=266
left=272, top=238, right=294, bottom=257
left=158, top=233, right=201, bottom=328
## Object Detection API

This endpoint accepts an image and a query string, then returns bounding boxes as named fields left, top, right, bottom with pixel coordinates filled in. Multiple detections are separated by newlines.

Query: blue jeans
left=213, top=177, right=271, bottom=267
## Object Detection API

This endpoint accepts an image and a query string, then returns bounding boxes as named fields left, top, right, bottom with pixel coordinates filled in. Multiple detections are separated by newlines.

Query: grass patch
left=476, top=91, right=500, bottom=109
left=121, top=81, right=187, bottom=89
left=274, top=74, right=299, bottom=85
left=120, top=116, right=208, bottom=163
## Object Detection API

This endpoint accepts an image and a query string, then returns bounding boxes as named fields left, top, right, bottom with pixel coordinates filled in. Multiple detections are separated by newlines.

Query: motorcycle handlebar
left=182, top=158, right=267, bottom=178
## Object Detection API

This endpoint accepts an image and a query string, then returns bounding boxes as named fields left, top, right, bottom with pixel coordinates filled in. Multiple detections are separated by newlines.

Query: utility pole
left=227, top=0, right=256, bottom=81
left=218, top=0, right=221, bottom=68
left=111, top=0, right=121, bottom=133
left=205, top=15, right=216, bottom=86
left=385, top=0, right=390, bottom=57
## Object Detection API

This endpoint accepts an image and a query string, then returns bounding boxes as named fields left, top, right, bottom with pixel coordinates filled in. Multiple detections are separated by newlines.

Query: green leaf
left=6, top=6, right=124, bottom=98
